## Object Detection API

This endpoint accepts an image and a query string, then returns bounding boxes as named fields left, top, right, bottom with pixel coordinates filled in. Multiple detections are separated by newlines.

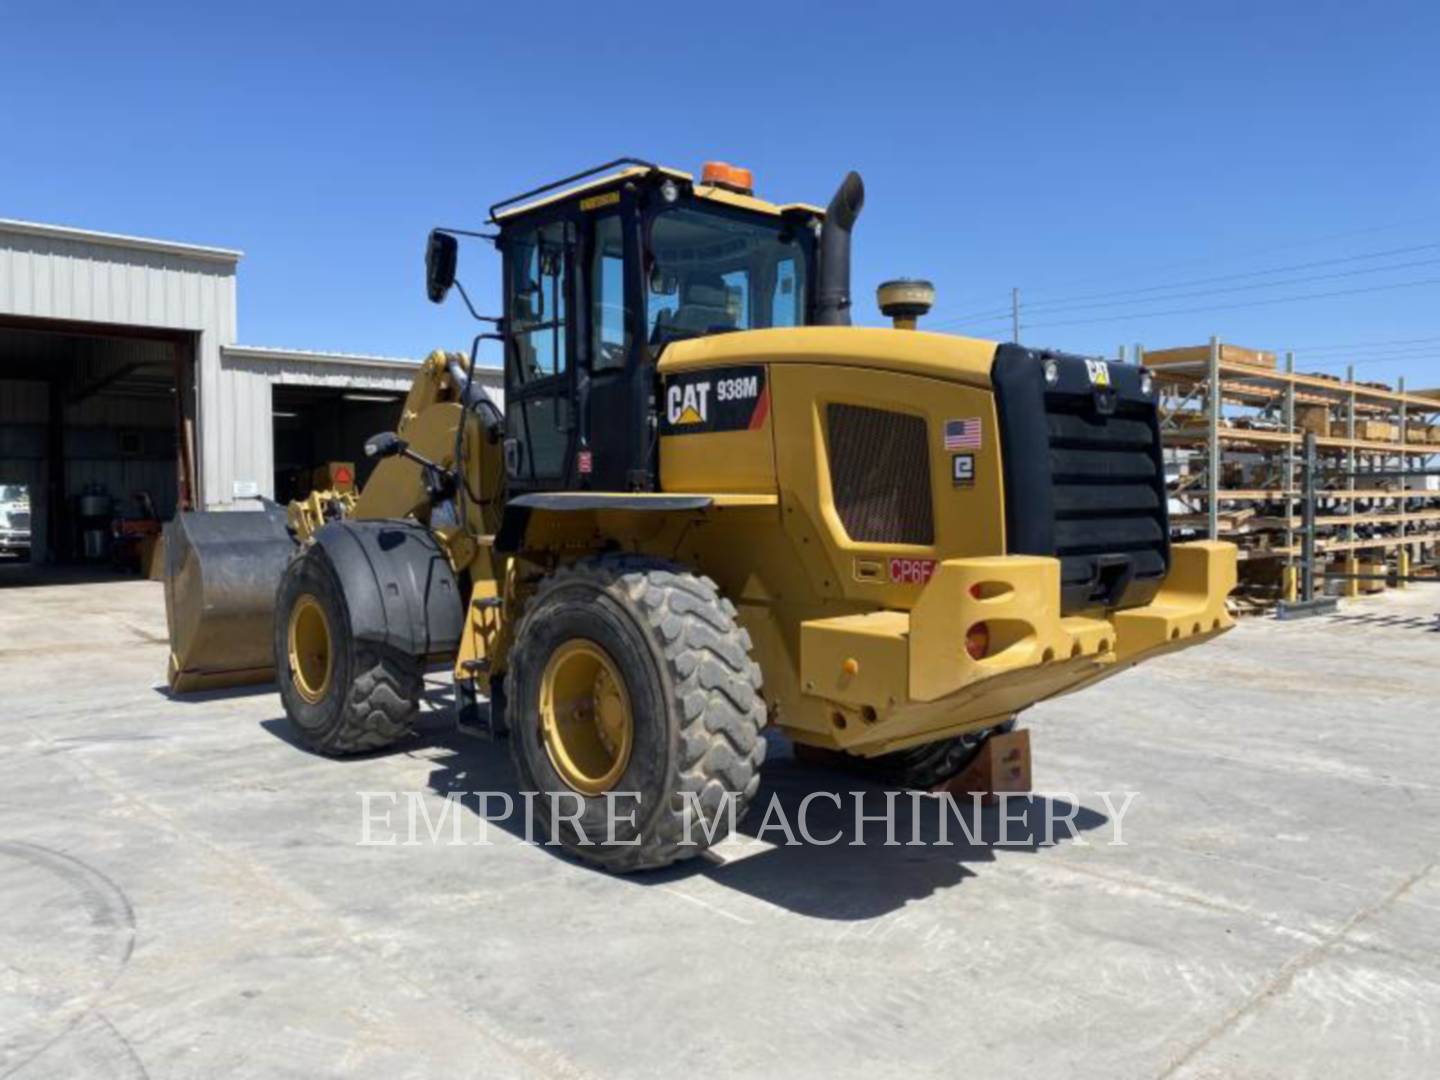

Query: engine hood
left=657, top=327, right=998, bottom=391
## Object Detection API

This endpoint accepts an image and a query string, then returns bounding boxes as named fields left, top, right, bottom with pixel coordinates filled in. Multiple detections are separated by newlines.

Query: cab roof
left=490, top=162, right=826, bottom=224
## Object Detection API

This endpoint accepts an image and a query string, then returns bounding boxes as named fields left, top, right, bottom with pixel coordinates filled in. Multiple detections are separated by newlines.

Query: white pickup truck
left=0, top=485, right=31, bottom=559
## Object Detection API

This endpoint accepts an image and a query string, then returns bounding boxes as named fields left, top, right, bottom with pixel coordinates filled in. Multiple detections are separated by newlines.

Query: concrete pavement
left=1, top=576, right=1437, bottom=1078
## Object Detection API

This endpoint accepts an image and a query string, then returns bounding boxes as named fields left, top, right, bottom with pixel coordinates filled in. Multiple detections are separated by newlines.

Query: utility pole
left=1011, top=287, right=1020, bottom=343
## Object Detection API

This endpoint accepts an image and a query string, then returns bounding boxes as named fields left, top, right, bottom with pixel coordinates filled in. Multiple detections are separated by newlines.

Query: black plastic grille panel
left=826, top=404, right=935, bottom=545
left=1045, top=396, right=1168, bottom=587
left=990, top=345, right=1171, bottom=614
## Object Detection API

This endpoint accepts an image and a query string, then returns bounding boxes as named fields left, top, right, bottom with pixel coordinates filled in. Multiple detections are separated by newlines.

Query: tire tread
left=507, top=555, right=766, bottom=872
left=320, top=646, right=423, bottom=754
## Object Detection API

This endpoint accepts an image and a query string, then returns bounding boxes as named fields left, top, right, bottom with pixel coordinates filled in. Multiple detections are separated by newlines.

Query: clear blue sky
left=3, top=2, right=1437, bottom=384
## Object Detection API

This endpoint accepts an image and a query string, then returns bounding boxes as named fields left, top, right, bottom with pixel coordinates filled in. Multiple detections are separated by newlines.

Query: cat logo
left=659, top=365, right=767, bottom=436
left=1084, top=359, right=1112, bottom=387
left=667, top=381, right=711, bottom=426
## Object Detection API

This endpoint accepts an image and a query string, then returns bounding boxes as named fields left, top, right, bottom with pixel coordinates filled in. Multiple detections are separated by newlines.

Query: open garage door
left=0, top=316, right=195, bottom=583
left=271, top=384, right=400, bottom=503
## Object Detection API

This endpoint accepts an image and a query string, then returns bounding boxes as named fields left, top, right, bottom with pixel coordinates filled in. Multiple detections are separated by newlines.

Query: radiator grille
left=826, top=404, right=934, bottom=545
left=7, top=512, right=29, bottom=530
left=1045, top=397, right=1167, bottom=592
left=991, top=345, right=1170, bottom=613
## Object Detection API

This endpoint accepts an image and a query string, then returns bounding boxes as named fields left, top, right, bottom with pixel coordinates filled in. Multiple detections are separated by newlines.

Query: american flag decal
left=943, top=417, right=982, bottom=450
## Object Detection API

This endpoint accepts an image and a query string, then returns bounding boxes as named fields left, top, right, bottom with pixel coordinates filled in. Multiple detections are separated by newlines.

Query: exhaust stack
left=815, top=171, right=865, bottom=326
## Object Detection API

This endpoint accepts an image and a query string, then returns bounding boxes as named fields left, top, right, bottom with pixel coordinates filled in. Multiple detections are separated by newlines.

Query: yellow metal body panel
left=799, top=610, right=910, bottom=713
left=659, top=326, right=997, bottom=386
left=791, top=544, right=1237, bottom=755
left=639, top=327, right=1238, bottom=754
left=796, top=555, right=1117, bottom=754
left=353, top=402, right=462, bottom=522
left=660, top=425, right=776, bottom=492
left=1111, top=541, right=1237, bottom=659
left=286, top=489, right=358, bottom=541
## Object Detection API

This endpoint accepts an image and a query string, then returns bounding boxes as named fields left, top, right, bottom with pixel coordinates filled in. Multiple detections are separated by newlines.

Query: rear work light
left=965, top=622, right=991, bottom=661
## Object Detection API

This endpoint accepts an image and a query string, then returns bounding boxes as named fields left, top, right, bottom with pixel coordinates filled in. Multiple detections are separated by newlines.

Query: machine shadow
left=183, top=665, right=456, bottom=710
left=0, top=564, right=137, bottom=588
left=159, top=682, right=279, bottom=704
left=1327, top=612, right=1440, bottom=633
left=252, top=686, right=1108, bottom=920
left=419, top=715, right=1109, bottom=921
left=676, top=749, right=1106, bottom=920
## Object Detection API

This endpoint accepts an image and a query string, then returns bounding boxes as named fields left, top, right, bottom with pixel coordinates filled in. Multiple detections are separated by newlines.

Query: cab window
left=508, top=221, right=569, bottom=386
left=590, top=214, right=630, bottom=371
left=646, top=207, right=807, bottom=345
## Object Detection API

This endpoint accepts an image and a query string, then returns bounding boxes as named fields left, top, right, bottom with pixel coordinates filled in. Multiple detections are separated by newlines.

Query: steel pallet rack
left=1147, top=338, right=1440, bottom=606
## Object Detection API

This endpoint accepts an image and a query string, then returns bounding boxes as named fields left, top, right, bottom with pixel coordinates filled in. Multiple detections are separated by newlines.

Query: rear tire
left=506, top=556, right=766, bottom=872
left=854, top=718, right=1016, bottom=789
left=275, top=546, right=423, bottom=756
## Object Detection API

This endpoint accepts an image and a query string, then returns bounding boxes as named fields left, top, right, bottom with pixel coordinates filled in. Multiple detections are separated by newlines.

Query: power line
left=928, top=241, right=1440, bottom=329
left=1002, top=255, right=1440, bottom=322
left=1036, top=241, right=1440, bottom=308
left=1283, top=333, right=1440, bottom=354
left=1023, top=275, right=1440, bottom=332
left=1302, top=341, right=1440, bottom=359
left=949, top=215, right=1435, bottom=310
left=944, top=313, right=1011, bottom=332
left=1305, top=353, right=1440, bottom=371
left=1303, top=352, right=1440, bottom=371
left=929, top=303, right=1017, bottom=326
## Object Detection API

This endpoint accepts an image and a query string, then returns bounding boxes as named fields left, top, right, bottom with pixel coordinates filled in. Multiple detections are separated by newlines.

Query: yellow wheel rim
left=539, top=639, right=634, bottom=796
left=287, top=593, right=333, bottom=705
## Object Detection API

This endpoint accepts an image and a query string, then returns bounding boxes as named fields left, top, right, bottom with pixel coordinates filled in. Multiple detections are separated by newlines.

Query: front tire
left=506, top=556, right=766, bottom=872
left=275, top=546, right=423, bottom=755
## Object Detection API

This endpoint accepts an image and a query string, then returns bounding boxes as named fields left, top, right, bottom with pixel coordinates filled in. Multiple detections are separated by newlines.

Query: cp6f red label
left=888, top=558, right=937, bottom=585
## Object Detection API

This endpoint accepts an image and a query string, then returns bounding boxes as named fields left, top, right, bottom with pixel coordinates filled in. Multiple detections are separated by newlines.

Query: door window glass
left=507, top=396, right=571, bottom=480
left=509, top=222, right=569, bottom=386
left=591, top=215, right=630, bottom=371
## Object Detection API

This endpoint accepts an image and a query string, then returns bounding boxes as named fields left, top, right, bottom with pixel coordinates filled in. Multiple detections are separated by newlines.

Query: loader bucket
left=163, top=508, right=296, bottom=693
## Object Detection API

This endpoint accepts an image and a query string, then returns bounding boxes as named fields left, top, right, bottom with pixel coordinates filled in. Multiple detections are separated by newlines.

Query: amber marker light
left=701, top=161, right=754, bottom=195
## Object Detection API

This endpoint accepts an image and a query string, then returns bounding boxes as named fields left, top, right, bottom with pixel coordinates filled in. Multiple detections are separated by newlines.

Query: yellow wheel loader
left=165, top=157, right=1237, bottom=871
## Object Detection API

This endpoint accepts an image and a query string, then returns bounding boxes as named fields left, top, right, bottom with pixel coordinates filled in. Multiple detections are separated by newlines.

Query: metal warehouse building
left=0, top=217, right=500, bottom=572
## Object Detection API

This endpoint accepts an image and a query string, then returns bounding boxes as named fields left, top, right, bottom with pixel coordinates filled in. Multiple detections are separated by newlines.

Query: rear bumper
left=798, top=541, right=1237, bottom=754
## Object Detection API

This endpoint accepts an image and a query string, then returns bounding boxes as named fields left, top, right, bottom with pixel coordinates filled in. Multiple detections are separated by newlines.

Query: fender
left=494, top=492, right=715, bottom=554
left=310, top=519, right=464, bottom=659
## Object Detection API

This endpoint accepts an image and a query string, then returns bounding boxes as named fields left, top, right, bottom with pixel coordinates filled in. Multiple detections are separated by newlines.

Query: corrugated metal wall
left=2, top=222, right=506, bottom=513
left=222, top=348, right=504, bottom=501
left=0, top=221, right=242, bottom=507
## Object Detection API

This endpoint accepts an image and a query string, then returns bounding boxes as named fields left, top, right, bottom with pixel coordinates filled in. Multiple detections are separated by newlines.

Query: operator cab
left=429, top=159, right=827, bottom=494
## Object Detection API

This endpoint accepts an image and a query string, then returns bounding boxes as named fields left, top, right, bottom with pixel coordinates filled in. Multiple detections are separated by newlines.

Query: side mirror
left=425, top=230, right=458, bottom=303
left=364, top=431, right=407, bottom=459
